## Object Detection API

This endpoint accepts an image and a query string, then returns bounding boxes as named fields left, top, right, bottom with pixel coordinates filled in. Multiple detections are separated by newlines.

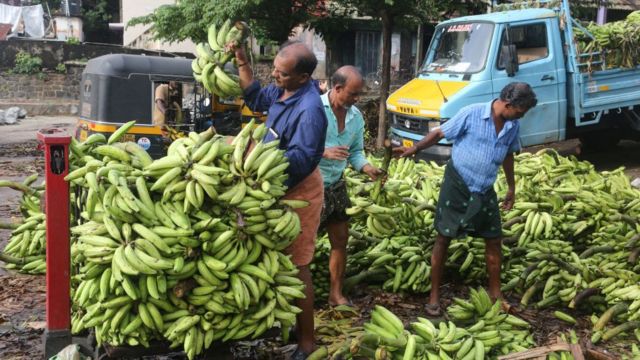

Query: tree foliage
left=127, top=0, right=327, bottom=44
left=82, top=0, right=112, bottom=33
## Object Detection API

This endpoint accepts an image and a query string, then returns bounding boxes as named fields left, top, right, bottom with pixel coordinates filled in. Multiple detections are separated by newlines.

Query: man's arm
left=394, top=128, right=445, bottom=158
left=234, top=47, right=277, bottom=113
left=501, top=153, right=516, bottom=210
left=347, top=119, right=368, bottom=171
left=234, top=47, right=254, bottom=90
left=155, top=99, right=167, bottom=114
left=347, top=118, right=382, bottom=180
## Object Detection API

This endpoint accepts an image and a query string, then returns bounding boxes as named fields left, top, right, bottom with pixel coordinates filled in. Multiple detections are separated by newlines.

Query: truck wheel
left=579, top=133, right=620, bottom=152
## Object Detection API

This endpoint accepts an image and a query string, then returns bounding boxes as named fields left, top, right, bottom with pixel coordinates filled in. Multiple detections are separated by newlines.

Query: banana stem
left=348, top=229, right=383, bottom=244
left=502, top=216, right=526, bottom=228
left=537, top=254, right=579, bottom=274
left=343, top=268, right=386, bottom=292
left=628, top=247, right=640, bottom=264
left=0, top=252, right=43, bottom=265
left=307, top=346, right=328, bottom=360
left=602, top=321, right=640, bottom=341
left=0, top=221, right=19, bottom=229
left=579, top=245, right=615, bottom=259
left=0, top=180, right=36, bottom=195
left=371, top=141, right=392, bottom=203
left=594, top=302, right=628, bottom=331
left=570, top=287, right=600, bottom=309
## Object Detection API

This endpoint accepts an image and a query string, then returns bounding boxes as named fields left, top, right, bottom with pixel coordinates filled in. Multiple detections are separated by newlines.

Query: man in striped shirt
left=395, top=82, right=537, bottom=316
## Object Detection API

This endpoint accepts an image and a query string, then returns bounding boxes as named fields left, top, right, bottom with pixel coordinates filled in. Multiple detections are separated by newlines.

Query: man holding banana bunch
left=234, top=41, right=327, bottom=359
left=395, top=82, right=537, bottom=316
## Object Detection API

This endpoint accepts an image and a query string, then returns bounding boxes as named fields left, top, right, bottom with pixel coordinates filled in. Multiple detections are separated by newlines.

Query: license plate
left=402, top=139, right=413, bottom=148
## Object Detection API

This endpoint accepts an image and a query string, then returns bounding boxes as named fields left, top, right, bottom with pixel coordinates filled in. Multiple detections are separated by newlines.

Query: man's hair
left=279, top=40, right=317, bottom=76
left=331, top=65, right=363, bottom=87
left=500, top=82, right=537, bottom=109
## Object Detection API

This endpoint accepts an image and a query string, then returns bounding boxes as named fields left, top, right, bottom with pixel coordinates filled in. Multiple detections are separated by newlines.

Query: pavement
left=0, top=115, right=77, bottom=145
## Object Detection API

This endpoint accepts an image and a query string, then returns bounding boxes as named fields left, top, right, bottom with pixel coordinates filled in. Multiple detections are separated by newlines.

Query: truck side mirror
left=500, top=44, right=519, bottom=77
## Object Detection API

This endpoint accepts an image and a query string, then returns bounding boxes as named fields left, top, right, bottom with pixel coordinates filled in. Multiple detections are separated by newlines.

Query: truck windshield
left=421, top=23, right=494, bottom=74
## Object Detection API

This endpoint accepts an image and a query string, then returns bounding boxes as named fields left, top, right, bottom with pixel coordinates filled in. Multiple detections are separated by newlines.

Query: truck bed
left=570, top=66, right=640, bottom=126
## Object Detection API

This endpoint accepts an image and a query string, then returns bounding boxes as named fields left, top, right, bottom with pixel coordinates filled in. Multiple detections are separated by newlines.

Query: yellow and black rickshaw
left=75, top=54, right=265, bottom=158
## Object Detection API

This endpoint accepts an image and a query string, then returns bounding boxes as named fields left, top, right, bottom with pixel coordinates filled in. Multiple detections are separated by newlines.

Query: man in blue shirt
left=395, top=82, right=537, bottom=316
left=318, top=66, right=382, bottom=307
left=235, top=41, right=327, bottom=359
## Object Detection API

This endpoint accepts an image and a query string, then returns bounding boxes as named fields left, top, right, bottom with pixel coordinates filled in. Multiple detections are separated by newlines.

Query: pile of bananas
left=348, top=295, right=533, bottom=360
left=574, top=11, right=640, bottom=70
left=192, top=19, right=250, bottom=98
left=62, top=120, right=309, bottom=358
left=310, top=233, right=331, bottom=301
left=346, top=157, right=438, bottom=239
left=164, top=125, right=186, bottom=141
left=311, top=147, right=640, bottom=355
left=0, top=176, right=46, bottom=273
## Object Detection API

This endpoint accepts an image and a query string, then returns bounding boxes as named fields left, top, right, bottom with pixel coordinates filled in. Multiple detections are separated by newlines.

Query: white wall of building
left=122, top=0, right=195, bottom=53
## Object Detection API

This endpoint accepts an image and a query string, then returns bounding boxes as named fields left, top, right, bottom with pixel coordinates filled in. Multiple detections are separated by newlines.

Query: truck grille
left=392, top=113, right=426, bottom=133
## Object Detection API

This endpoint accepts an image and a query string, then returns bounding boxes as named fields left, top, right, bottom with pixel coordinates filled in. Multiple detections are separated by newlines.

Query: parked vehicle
left=75, top=54, right=264, bottom=158
left=387, top=0, right=640, bottom=160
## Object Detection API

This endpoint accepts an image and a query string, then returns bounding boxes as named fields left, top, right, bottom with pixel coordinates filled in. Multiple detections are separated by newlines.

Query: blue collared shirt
left=243, top=80, right=327, bottom=188
left=318, top=92, right=369, bottom=187
left=440, top=100, right=521, bottom=194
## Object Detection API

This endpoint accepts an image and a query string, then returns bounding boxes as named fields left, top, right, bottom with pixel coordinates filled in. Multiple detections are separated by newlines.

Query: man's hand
left=392, top=145, right=418, bottom=158
left=323, top=146, right=349, bottom=160
left=233, top=46, right=251, bottom=65
left=362, top=164, right=384, bottom=181
left=502, top=188, right=515, bottom=210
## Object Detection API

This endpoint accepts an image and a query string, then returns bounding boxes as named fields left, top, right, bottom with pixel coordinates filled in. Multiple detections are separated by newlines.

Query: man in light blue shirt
left=396, top=82, right=537, bottom=316
left=319, top=66, right=382, bottom=307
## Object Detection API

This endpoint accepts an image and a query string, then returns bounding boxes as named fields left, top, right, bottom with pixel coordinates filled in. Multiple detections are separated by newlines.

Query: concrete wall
left=0, top=39, right=192, bottom=70
left=0, top=64, right=84, bottom=115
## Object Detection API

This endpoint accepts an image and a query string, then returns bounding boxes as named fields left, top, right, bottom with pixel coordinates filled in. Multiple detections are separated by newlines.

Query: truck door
left=491, top=20, right=563, bottom=147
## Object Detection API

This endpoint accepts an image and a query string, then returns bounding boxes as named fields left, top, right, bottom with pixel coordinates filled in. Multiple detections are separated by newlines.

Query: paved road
left=0, top=115, right=76, bottom=145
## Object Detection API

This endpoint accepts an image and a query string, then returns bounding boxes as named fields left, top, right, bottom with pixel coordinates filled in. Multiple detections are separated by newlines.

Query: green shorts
left=434, top=162, right=502, bottom=239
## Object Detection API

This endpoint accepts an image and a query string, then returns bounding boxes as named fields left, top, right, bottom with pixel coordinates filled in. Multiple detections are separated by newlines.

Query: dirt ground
left=0, top=116, right=638, bottom=359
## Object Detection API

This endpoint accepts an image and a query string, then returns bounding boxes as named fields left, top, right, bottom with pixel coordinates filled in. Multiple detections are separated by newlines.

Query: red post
left=37, top=128, right=72, bottom=357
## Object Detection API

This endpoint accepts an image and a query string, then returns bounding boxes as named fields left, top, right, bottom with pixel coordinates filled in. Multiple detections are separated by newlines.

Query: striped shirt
left=440, top=101, right=520, bottom=194
left=318, top=92, right=369, bottom=187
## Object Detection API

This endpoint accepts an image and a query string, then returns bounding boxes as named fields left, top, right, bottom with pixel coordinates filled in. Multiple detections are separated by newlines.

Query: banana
left=207, top=23, right=222, bottom=51
left=108, top=120, right=137, bottom=145
left=216, top=19, right=232, bottom=50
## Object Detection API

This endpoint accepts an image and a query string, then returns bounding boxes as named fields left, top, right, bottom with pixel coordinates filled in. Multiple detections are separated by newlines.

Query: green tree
left=320, top=0, right=441, bottom=148
left=82, top=0, right=111, bottom=33
left=127, top=0, right=327, bottom=44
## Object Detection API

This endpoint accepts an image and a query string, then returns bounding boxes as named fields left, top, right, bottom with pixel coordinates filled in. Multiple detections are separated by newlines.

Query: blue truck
left=387, top=0, right=640, bottom=159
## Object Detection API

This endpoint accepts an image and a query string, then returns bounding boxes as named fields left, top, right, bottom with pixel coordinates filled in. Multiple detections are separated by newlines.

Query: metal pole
left=597, top=0, right=607, bottom=25
left=38, top=129, right=72, bottom=358
left=415, top=24, right=424, bottom=77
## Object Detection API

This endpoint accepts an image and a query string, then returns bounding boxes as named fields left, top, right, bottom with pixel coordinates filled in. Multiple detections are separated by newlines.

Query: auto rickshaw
left=75, top=54, right=265, bottom=158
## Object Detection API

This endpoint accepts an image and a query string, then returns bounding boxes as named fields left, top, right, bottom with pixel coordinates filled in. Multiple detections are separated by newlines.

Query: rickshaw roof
left=84, top=54, right=194, bottom=79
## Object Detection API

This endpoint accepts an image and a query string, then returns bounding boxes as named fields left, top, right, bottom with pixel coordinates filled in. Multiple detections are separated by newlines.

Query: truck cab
left=388, top=8, right=567, bottom=160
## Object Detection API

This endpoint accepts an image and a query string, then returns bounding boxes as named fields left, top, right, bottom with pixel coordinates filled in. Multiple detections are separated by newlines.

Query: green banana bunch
left=347, top=300, right=533, bottom=360
left=314, top=147, right=640, bottom=357
left=574, top=15, right=640, bottom=70
left=1, top=176, right=53, bottom=274
left=192, top=20, right=250, bottom=98
left=63, top=122, right=315, bottom=359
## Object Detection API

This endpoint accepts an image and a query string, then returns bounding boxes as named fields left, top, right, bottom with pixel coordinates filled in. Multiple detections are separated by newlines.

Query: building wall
left=122, top=0, right=196, bottom=53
